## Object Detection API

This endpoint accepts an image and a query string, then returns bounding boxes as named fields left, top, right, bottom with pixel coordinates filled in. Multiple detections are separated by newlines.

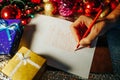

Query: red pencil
left=75, top=9, right=103, bottom=50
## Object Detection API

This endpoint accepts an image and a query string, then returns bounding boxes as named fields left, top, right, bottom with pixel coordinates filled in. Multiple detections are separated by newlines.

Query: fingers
left=70, top=15, right=92, bottom=43
left=79, top=21, right=105, bottom=47
left=70, top=15, right=106, bottom=47
left=70, top=25, right=81, bottom=43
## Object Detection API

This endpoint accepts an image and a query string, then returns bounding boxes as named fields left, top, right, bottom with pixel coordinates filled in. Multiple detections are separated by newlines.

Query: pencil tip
left=74, top=47, right=79, bottom=51
left=76, top=44, right=80, bottom=49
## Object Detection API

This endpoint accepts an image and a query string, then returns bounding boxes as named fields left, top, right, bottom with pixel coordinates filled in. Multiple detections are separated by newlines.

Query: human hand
left=70, top=15, right=105, bottom=47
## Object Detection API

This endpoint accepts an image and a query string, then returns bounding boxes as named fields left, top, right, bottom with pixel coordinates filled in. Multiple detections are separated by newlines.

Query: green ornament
left=28, top=14, right=35, bottom=18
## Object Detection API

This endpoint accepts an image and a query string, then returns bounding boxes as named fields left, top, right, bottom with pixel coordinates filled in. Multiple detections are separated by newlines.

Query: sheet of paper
left=28, top=14, right=97, bottom=79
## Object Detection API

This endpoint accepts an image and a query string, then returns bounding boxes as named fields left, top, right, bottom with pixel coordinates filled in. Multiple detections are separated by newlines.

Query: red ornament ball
left=1, top=5, right=21, bottom=19
left=84, top=2, right=95, bottom=16
left=21, top=18, right=31, bottom=25
left=59, top=5, right=73, bottom=17
left=31, top=0, right=41, bottom=4
left=58, top=0, right=75, bottom=17
left=25, top=8, right=34, bottom=15
left=110, top=1, right=119, bottom=10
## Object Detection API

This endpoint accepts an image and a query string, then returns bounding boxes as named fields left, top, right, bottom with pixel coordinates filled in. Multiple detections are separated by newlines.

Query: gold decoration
left=99, top=6, right=110, bottom=18
left=44, top=2, right=55, bottom=16
left=2, top=47, right=46, bottom=80
left=43, top=0, right=50, bottom=3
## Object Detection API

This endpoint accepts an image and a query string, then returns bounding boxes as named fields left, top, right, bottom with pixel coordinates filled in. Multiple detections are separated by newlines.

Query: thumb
left=79, top=37, right=91, bottom=47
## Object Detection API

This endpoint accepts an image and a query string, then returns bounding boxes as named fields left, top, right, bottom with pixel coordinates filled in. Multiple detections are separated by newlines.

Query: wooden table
left=90, top=35, right=113, bottom=73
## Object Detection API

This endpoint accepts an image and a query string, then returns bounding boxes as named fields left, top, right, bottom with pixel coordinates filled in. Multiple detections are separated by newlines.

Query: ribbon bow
left=16, top=53, right=30, bottom=65
left=3, top=50, right=41, bottom=79
left=0, top=19, right=21, bottom=41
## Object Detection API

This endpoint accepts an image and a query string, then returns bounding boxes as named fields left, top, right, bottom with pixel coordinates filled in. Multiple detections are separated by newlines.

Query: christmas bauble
left=21, top=18, right=31, bottom=25
left=44, top=2, right=55, bottom=16
left=84, top=2, right=95, bottom=16
left=25, top=8, right=34, bottom=15
left=84, top=0, right=101, bottom=16
left=59, top=5, right=73, bottom=17
left=43, top=0, right=49, bottom=3
left=110, top=0, right=119, bottom=10
left=31, top=0, right=41, bottom=4
left=50, top=0, right=61, bottom=3
left=1, top=5, right=21, bottom=19
left=34, top=5, right=44, bottom=12
left=58, top=0, right=75, bottom=17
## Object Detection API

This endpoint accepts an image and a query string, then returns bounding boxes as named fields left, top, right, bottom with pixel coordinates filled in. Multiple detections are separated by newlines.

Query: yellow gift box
left=2, top=46, right=46, bottom=80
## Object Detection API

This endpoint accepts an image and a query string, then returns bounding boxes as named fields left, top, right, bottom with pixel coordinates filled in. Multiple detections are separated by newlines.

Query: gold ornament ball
left=44, top=2, right=54, bottom=16
left=43, top=0, right=50, bottom=3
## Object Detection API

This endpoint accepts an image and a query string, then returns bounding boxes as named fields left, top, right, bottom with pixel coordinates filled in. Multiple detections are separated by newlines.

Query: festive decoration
left=1, top=5, right=21, bottom=19
left=21, top=18, right=31, bottom=25
left=110, top=0, right=119, bottom=10
left=0, top=0, right=44, bottom=25
left=58, top=0, right=75, bottom=17
left=99, top=6, right=111, bottom=18
left=0, top=19, right=23, bottom=55
left=0, top=0, right=118, bottom=24
left=43, top=0, right=56, bottom=16
left=31, top=0, right=41, bottom=4
left=2, top=46, right=46, bottom=80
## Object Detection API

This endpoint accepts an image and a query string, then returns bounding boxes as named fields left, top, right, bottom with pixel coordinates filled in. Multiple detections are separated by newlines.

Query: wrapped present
left=0, top=71, right=10, bottom=80
left=2, top=46, right=46, bottom=80
left=0, top=19, right=23, bottom=55
left=0, top=55, right=10, bottom=70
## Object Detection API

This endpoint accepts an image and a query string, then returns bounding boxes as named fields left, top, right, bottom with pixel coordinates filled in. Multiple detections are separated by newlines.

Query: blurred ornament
left=21, top=18, right=31, bottom=25
left=34, top=5, right=44, bottom=12
left=84, top=0, right=101, bottom=16
left=50, top=0, right=61, bottom=3
left=44, top=1, right=55, bottom=16
left=103, top=0, right=111, bottom=5
left=110, top=0, right=119, bottom=10
left=43, top=0, right=50, bottom=3
left=25, top=8, right=34, bottom=15
left=77, top=7, right=84, bottom=14
left=59, top=5, right=73, bottom=17
left=50, top=0, right=59, bottom=14
left=0, top=0, right=3, bottom=3
left=31, top=0, right=41, bottom=4
left=84, top=2, right=95, bottom=16
left=1, top=5, right=21, bottom=19
left=58, top=0, right=75, bottom=17
left=99, top=6, right=110, bottom=18
left=28, top=14, right=35, bottom=18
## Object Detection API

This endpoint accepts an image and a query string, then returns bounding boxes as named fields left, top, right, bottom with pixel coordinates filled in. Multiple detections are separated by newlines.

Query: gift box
left=0, top=55, right=10, bottom=70
left=0, top=71, right=10, bottom=80
left=2, top=46, right=46, bottom=80
left=0, top=19, right=23, bottom=55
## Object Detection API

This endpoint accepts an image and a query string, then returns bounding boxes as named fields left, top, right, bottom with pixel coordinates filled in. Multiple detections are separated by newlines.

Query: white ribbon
left=0, top=19, right=21, bottom=41
left=9, top=50, right=41, bottom=78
